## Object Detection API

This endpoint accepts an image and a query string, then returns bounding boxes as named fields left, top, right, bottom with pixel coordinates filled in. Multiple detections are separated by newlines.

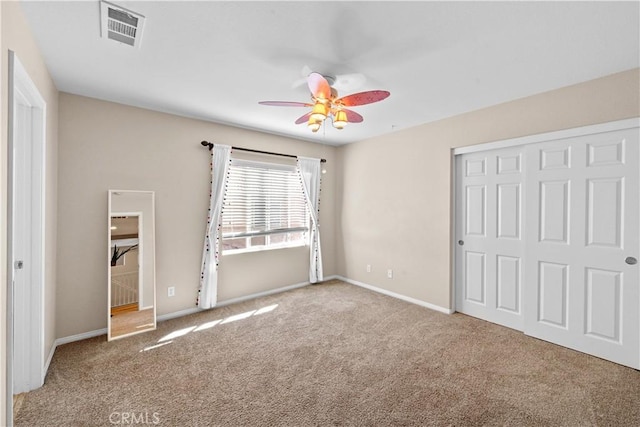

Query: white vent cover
left=100, top=1, right=145, bottom=48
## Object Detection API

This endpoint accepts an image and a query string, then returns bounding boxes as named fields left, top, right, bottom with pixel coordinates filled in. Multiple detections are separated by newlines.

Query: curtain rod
left=200, top=141, right=327, bottom=163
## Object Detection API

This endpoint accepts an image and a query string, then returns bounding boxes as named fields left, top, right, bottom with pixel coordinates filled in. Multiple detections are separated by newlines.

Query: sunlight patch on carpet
left=254, top=304, right=278, bottom=315
left=221, top=310, right=255, bottom=324
left=159, top=326, right=196, bottom=342
left=194, top=319, right=222, bottom=332
left=155, top=303, right=280, bottom=344
left=140, top=341, right=173, bottom=352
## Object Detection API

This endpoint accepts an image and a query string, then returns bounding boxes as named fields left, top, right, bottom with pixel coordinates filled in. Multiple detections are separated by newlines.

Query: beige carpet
left=15, top=280, right=640, bottom=426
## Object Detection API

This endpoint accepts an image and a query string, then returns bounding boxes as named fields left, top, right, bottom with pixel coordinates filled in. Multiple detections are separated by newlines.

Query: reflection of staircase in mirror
left=110, top=302, right=138, bottom=317
left=110, top=270, right=150, bottom=338
left=111, top=271, right=138, bottom=310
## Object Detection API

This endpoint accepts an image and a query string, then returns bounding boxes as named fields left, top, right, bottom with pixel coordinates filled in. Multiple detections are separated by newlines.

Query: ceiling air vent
left=100, top=1, right=145, bottom=48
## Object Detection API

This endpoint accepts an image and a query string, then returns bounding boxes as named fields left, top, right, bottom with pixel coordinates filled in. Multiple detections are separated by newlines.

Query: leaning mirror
left=108, top=190, right=156, bottom=340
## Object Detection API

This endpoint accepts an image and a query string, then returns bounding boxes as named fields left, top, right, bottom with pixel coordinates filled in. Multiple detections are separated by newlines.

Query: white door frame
left=452, top=118, right=640, bottom=156
left=6, top=50, right=47, bottom=421
left=451, top=117, right=640, bottom=368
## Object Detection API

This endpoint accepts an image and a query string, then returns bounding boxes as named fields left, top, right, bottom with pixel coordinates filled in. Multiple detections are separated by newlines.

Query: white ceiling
left=20, top=1, right=640, bottom=146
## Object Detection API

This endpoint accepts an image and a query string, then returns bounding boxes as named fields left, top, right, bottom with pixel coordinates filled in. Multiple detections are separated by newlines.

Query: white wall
left=336, top=68, right=640, bottom=311
left=57, top=93, right=337, bottom=339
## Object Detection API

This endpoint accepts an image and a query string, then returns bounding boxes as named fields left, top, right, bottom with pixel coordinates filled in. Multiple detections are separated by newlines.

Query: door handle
left=625, top=257, right=637, bottom=265
left=14, top=260, right=24, bottom=270
left=458, top=240, right=464, bottom=246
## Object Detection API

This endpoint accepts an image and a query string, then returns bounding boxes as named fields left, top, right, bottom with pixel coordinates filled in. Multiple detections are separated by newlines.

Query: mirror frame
left=107, top=190, right=157, bottom=341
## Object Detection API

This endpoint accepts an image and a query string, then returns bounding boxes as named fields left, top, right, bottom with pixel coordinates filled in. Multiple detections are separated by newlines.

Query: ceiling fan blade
left=258, top=101, right=312, bottom=107
left=343, top=108, right=364, bottom=123
left=295, top=112, right=312, bottom=125
left=292, top=65, right=314, bottom=89
left=336, top=90, right=390, bottom=107
left=307, top=72, right=331, bottom=100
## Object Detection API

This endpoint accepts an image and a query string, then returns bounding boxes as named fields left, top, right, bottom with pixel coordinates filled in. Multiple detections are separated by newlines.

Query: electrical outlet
left=168, top=286, right=175, bottom=297
left=387, top=269, right=393, bottom=279
left=366, top=264, right=372, bottom=273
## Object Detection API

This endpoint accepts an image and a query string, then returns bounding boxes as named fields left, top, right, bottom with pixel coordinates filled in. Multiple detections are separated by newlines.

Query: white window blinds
left=221, top=158, right=309, bottom=253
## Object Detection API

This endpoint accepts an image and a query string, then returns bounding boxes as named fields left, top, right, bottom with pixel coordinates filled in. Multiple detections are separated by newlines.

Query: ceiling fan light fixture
left=310, top=102, right=328, bottom=121
left=308, top=117, right=321, bottom=132
left=259, top=71, right=389, bottom=134
left=333, top=110, right=348, bottom=129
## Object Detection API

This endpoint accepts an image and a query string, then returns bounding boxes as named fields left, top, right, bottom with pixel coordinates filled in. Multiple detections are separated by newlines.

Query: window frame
left=221, top=158, right=310, bottom=255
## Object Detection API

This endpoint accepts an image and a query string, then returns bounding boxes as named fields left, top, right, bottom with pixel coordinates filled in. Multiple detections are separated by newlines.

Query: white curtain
left=297, top=156, right=323, bottom=283
left=198, top=144, right=232, bottom=309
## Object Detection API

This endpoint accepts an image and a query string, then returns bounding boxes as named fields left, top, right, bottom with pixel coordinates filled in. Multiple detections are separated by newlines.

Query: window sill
left=222, top=241, right=307, bottom=256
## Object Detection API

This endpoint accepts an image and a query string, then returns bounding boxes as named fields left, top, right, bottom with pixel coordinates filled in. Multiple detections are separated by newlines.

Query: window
left=221, top=158, right=309, bottom=254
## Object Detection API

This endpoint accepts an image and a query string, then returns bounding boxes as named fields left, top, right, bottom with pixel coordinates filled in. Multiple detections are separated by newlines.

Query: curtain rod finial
left=201, top=141, right=213, bottom=150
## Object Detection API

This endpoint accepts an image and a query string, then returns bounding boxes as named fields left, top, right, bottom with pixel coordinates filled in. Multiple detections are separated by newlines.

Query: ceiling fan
left=258, top=72, right=390, bottom=133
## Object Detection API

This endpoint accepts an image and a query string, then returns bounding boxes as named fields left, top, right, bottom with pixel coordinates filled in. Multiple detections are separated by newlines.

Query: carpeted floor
left=15, top=280, right=640, bottom=426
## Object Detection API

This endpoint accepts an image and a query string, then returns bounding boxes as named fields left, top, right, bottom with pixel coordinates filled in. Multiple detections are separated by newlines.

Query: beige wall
left=336, top=68, right=640, bottom=310
left=57, top=93, right=337, bottom=338
left=1, top=1, right=58, bottom=421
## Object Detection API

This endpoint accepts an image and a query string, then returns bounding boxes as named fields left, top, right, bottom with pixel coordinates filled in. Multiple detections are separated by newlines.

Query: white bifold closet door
left=455, top=125, right=639, bottom=369
left=523, top=130, right=639, bottom=368
left=454, top=146, right=525, bottom=332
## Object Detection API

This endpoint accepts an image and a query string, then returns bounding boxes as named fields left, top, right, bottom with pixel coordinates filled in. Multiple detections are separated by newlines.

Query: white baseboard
left=43, top=342, right=57, bottom=381
left=336, top=276, right=453, bottom=314
left=157, top=307, right=201, bottom=322
left=214, top=280, right=311, bottom=308
left=55, top=328, right=108, bottom=347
